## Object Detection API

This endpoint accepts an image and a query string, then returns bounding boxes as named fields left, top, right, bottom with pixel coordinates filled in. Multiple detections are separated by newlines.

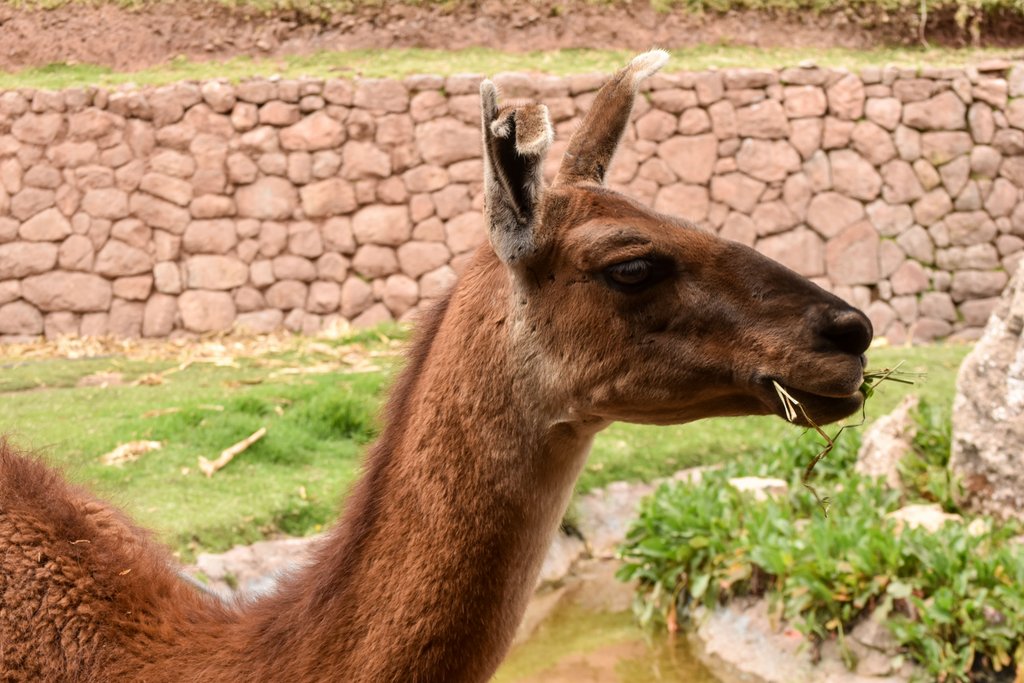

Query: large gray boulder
left=949, top=268, right=1024, bottom=519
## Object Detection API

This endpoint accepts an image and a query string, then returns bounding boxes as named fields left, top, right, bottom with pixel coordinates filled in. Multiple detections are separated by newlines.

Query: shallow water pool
left=493, top=604, right=720, bottom=683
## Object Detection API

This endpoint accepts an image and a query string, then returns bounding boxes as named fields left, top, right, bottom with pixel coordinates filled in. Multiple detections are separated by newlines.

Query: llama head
left=478, top=51, right=872, bottom=428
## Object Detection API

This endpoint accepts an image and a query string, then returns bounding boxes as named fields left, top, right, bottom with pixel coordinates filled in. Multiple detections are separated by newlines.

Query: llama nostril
left=821, top=308, right=873, bottom=356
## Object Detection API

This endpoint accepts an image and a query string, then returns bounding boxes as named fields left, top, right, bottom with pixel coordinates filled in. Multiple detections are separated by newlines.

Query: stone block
left=352, top=205, right=411, bottom=247
left=829, top=149, right=881, bottom=201
left=951, top=270, right=1009, bottom=301
left=416, top=118, right=479, bottom=166
left=850, top=121, right=897, bottom=166
left=154, top=262, right=183, bottom=294
left=864, top=97, right=901, bottom=130
left=445, top=212, right=485, bottom=254
left=300, top=179, right=357, bottom=218
left=112, top=275, right=153, bottom=301
left=139, top=173, right=193, bottom=207
left=757, top=227, right=824, bottom=277
left=788, top=118, right=822, bottom=160
left=826, top=74, right=865, bottom=120
left=184, top=219, right=237, bottom=254
left=21, top=271, right=111, bottom=312
left=179, top=290, right=235, bottom=332
left=235, top=309, right=283, bottom=334
left=20, top=207, right=71, bottom=242
left=0, top=301, right=43, bottom=335
left=736, top=100, right=789, bottom=138
left=352, top=245, right=399, bottom=279
left=354, top=79, right=409, bottom=113
left=272, top=255, right=317, bottom=282
left=657, top=135, right=717, bottom=184
left=130, top=192, right=190, bottom=233
left=12, top=113, right=62, bottom=146
left=95, top=239, right=152, bottom=277
left=826, top=220, right=880, bottom=285
left=904, top=91, right=967, bottom=131
left=265, top=280, right=308, bottom=310
left=342, top=141, right=391, bottom=180
left=806, top=192, right=864, bottom=238
left=653, top=183, right=709, bottom=223
left=280, top=112, right=345, bottom=151
left=735, top=139, right=799, bottom=182
left=880, top=159, right=924, bottom=204
left=185, top=255, right=248, bottom=290
left=11, top=187, right=56, bottom=220
left=635, top=110, right=677, bottom=141
left=783, top=86, right=827, bottom=118
left=397, top=241, right=451, bottom=279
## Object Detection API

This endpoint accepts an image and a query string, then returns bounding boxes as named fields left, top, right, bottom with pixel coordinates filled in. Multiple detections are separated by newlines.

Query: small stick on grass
left=100, top=440, right=162, bottom=467
left=774, top=362, right=922, bottom=515
left=199, top=427, right=267, bottom=478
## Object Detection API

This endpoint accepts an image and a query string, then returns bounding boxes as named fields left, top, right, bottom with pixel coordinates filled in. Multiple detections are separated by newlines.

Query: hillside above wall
left=0, top=62, right=1022, bottom=341
left=3, top=0, right=1024, bottom=76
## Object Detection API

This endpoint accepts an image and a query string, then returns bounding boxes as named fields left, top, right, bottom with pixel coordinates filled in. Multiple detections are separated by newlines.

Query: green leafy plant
left=889, top=523, right=1024, bottom=681
left=618, top=407, right=1024, bottom=682
left=898, top=399, right=962, bottom=513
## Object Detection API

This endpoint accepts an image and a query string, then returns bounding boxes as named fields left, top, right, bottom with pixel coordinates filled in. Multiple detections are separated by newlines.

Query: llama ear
left=553, top=49, right=669, bottom=187
left=480, top=80, right=554, bottom=266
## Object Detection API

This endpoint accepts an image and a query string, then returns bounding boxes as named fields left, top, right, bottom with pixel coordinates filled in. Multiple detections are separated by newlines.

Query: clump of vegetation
left=655, top=0, right=1017, bottom=44
left=618, top=403, right=1024, bottom=682
left=899, top=399, right=961, bottom=512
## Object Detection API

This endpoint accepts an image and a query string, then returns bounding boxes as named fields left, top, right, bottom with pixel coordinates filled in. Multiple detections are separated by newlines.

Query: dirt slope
left=0, top=1, right=968, bottom=73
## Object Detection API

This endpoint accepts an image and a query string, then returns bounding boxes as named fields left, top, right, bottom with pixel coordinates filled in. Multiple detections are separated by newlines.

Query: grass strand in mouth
left=773, top=362, right=923, bottom=515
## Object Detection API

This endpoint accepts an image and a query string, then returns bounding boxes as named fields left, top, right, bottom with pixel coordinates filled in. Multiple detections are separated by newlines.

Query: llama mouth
left=761, top=377, right=865, bottom=427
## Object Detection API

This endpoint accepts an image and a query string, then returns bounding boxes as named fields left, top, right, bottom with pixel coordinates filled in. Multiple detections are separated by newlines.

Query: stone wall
left=1, top=62, right=1023, bottom=341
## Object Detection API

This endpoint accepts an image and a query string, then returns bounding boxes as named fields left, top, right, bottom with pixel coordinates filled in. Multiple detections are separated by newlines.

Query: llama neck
left=242, top=261, right=601, bottom=682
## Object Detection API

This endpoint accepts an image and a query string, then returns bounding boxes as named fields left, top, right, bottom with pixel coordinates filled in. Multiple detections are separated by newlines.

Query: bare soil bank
left=1, top=1, right=1021, bottom=74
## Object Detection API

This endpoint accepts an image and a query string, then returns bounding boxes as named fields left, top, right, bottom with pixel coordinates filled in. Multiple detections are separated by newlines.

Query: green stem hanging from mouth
left=774, top=361, right=924, bottom=516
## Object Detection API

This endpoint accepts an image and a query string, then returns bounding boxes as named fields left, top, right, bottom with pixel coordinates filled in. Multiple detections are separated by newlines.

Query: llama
left=0, top=50, right=871, bottom=682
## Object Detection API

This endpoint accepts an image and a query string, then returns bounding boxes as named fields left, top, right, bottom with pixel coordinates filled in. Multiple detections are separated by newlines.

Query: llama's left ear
left=480, top=81, right=554, bottom=266
left=554, top=49, right=669, bottom=187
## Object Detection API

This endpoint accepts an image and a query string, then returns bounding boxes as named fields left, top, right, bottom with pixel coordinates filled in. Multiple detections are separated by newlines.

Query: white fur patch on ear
left=515, top=104, right=554, bottom=157
left=629, top=49, right=670, bottom=86
left=490, top=116, right=512, bottom=139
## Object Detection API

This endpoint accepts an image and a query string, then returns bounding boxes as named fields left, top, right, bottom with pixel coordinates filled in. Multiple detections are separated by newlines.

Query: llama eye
left=602, top=259, right=665, bottom=293
left=601, top=257, right=673, bottom=292
left=607, top=259, right=651, bottom=286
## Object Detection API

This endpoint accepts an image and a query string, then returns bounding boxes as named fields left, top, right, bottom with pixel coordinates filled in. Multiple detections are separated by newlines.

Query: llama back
left=0, top=440, right=232, bottom=681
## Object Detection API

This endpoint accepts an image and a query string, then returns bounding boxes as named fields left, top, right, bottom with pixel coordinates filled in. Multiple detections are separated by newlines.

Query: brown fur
left=0, top=51, right=872, bottom=682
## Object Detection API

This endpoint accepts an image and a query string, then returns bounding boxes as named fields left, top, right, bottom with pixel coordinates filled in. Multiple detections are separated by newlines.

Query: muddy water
left=493, top=605, right=719, bottom=683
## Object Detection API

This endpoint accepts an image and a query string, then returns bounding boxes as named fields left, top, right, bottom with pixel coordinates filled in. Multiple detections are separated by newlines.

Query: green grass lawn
left=0, top=333, right=398, bottom=559
left=0, top=333, right=969, bottom=559
left=1, top=45, right=1019, bottom=91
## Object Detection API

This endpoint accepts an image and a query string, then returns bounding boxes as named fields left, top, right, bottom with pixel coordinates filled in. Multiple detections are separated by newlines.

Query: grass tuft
left=0, top=45, right=1018, bottom=91
left=290, top=392, right=379, bottom=444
